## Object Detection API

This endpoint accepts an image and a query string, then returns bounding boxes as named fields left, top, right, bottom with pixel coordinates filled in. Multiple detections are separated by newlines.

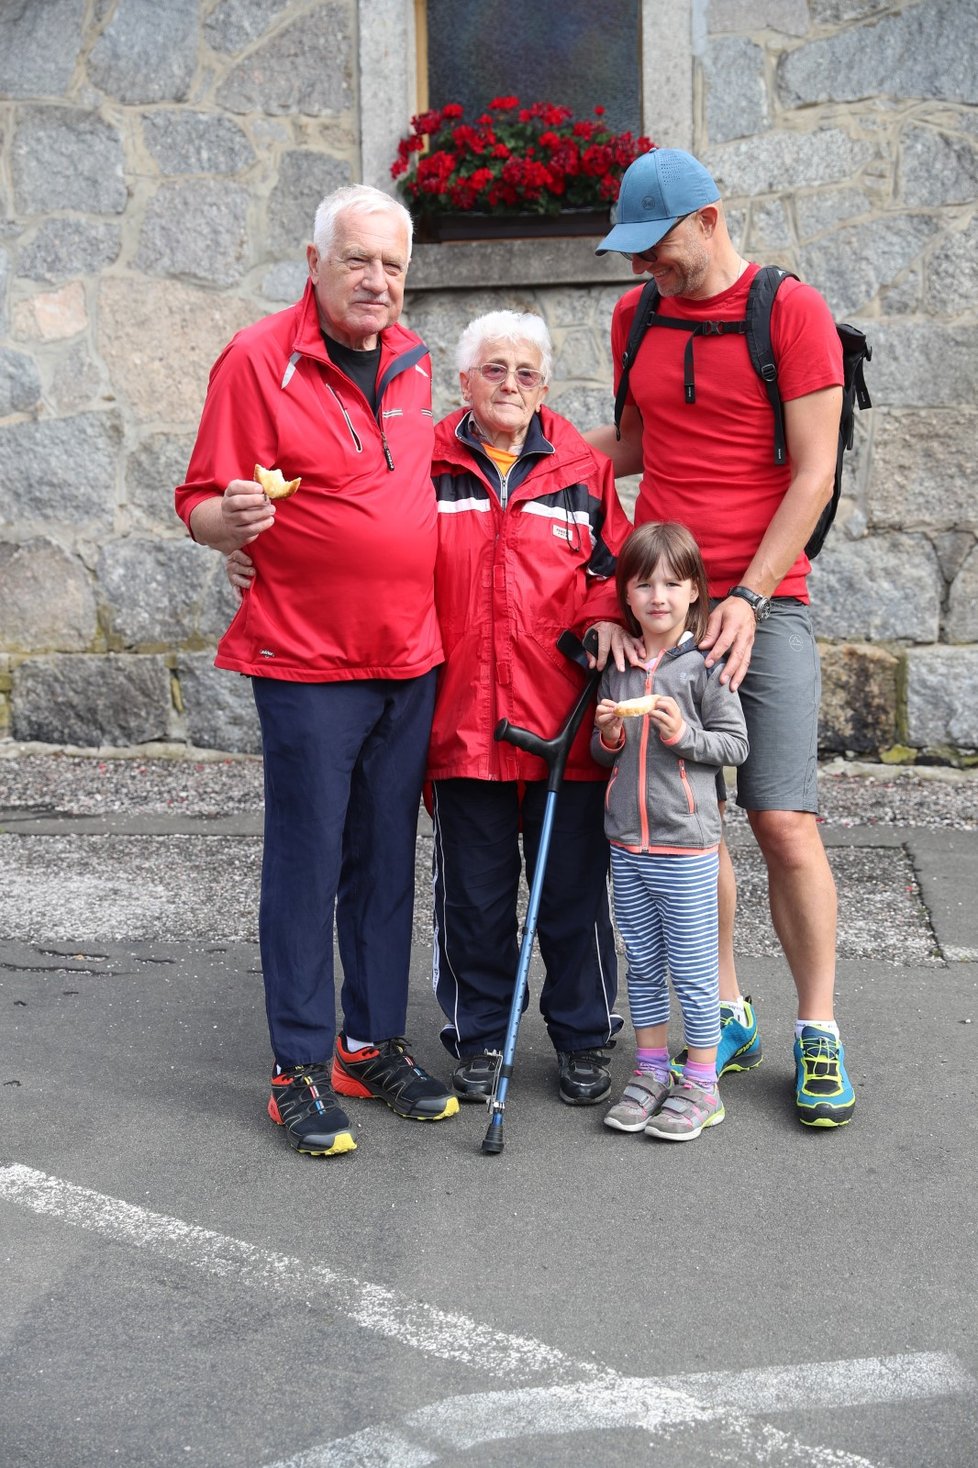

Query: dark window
left=423, top=0, right=642, bottom=136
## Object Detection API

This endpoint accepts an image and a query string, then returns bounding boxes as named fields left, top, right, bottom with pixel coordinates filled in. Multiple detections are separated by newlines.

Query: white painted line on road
left=2, top=1165, right=971, bottom=1468
left=265, top=1354, right=975, bottom=1468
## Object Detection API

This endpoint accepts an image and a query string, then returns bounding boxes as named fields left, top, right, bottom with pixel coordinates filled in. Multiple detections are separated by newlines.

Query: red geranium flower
left=392, top=99, right=653, bottom=222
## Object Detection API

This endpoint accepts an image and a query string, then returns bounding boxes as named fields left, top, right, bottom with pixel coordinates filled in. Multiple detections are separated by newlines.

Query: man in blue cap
left=587, top=147, right=856, bottom=1128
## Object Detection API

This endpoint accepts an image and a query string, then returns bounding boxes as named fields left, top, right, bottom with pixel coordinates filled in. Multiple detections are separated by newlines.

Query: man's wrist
left=727, top=585, right=772, bottom=623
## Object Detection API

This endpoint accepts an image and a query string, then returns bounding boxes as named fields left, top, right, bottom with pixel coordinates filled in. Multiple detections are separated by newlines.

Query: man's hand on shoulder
left=699, top=596, right=756, bottom=691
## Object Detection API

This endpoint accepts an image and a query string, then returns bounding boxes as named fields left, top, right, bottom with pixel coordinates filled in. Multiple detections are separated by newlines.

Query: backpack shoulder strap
left=614, top=277, right=660, bottom=439
left=745, top=265, right=796, bottom=466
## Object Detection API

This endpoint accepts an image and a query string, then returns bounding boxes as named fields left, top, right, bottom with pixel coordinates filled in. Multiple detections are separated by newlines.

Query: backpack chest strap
left=648, top=315, right=748, bottom=403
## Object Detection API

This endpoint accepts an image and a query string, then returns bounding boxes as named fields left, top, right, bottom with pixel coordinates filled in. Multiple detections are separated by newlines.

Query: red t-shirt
left=611, top=264, right=843, bottom=599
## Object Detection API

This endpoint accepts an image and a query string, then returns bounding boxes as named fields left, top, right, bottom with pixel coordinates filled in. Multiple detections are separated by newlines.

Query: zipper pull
left=381, top=429, right=394, bottom=472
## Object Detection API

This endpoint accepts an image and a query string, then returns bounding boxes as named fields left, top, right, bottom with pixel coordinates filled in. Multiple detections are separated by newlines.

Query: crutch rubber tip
left=481, top=1123, right=505, bottom=1154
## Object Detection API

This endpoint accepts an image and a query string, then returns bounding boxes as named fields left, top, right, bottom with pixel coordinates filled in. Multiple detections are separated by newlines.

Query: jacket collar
left=453, top=407, right=555, bottom=462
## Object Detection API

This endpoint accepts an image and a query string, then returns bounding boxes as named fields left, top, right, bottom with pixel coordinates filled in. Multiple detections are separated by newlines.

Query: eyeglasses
left=473, top=363, right=546, bottom=389
left=622, top=211, right=694, bottom=262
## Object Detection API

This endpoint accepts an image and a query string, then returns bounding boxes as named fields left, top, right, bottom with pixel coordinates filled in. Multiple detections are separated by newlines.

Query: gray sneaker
left=644, top=1078, right=724, bottom=1141
left=603, top=1072, right=671, bottom=1133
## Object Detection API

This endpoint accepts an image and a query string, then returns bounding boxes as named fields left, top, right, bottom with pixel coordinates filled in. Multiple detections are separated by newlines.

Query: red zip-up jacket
left=174, top=280, right=442, bottom=682
left=427, top=406, right=632, bottom=783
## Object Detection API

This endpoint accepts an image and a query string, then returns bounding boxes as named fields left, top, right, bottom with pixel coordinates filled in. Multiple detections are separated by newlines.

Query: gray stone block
left=1, top=413, right=121, bottom=533
left=142, top=110, right=255, bottom=176
left=88, top=0, right=198, bottom=104
left=708, top=0, right=809, bottom=34
left=799, top=215, right=933, bottom=315
left=97, top=538, right=235, bottom=650
left=203, top=0, right=293, bottom=53
left=268, top=152, right=353, bottom=250
left=704, top=38, right=768, bottom=144
left=808, top=0, right=890, bottom=22
left=809, top=533, right=942, bottom=643
left=869, top=322, right=978, bottom=408
left=135, top=180, right=251, bottom=288
left=126, top=431, right=198, bottom=532
left=778, top=0, right=978, bottom=107
left=899, top=122, right=978, bottom=207
left=745, top=199, right=793, bottom=255
left=947, top=547, right=978, bottom=642
left=905, top=646, right=978, bottom=750
left=547, top=385, right=619, bottom=437
left=0, top=539, right=98, bottom=653
left=48, top=341, right=108, bottom=416
left=11, top=106, right=127, bottom=215
left=795, top=188, right=874, bottom=242
left=177, top=653, right=262, bottom=755
left=260, top=261, right=307, bottom=303
left=11, top=654, right=172, bottom=747
left=706, top=129, right=878, bottom=201
left=0, top=244, right=9, bottom=332
left=866, top=409, right=977, bottom=532
left=0, top=347, right=42, bottom=416
left=0, top=0, right=85, bottom=99
left=926, top=217, right=978, bottom=314
left=17, top=218, right=122, bottom=284
left=215, top=6, right=353, bottom=116
left=818, top=642, right=898, bottom=754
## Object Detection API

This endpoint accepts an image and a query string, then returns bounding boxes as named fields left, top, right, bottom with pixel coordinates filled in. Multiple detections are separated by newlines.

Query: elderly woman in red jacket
left=429, top=310, right=633, bottom=1107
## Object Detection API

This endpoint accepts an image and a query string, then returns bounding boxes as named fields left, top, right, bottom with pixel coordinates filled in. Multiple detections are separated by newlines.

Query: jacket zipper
left=325, top=382, right=363, bottom=454
left=636, top=653, right=664, bottom=849
left=679, top=759, right=695, bottom=814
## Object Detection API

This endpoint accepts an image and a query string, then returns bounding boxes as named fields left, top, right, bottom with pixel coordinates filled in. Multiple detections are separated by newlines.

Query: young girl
left=591, top=522, right=749, bottom=1141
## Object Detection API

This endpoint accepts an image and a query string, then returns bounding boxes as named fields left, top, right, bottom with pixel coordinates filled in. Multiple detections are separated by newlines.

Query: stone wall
left=1, top=0, right=975, bottom=763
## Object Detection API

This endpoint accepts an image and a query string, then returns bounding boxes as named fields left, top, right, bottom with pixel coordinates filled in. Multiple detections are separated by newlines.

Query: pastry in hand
left=614, top=695, right=658, bottom=718
left=254, top=463, right=301, bottom=500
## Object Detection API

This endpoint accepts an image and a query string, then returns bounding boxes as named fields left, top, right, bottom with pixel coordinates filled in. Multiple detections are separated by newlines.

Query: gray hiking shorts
left=716, top=597, right=820, bottom=814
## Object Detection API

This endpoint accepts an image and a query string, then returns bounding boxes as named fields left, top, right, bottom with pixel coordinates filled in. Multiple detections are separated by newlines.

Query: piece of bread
left=254, top=463, right=301, bottom=500
left=614, top=695, right=658, bottom=718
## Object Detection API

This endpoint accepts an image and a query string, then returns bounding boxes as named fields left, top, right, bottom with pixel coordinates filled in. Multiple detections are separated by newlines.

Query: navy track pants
left=431, top=778, right=619, bottom=1056
left=252, top=672, right=436, bottom=1068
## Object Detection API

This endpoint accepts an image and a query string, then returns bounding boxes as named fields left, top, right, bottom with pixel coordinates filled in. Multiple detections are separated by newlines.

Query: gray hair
left=312, top=184, right=414, bottom=261
left=455, top=310, right=554, bottom=385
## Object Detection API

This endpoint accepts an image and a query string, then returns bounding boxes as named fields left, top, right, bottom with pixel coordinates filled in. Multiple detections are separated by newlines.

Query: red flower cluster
left=391, top=96, right=652, bottom=220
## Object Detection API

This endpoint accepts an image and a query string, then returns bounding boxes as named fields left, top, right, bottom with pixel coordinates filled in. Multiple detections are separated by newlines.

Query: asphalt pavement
left=1, top=751, right=976, bottom=1468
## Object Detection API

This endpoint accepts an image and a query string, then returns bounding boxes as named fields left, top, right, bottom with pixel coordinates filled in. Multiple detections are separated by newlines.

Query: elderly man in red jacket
left=175, top=184, right=457, bottom=1158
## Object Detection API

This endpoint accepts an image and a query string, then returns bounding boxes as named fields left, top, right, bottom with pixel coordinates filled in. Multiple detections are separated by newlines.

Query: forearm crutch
left=481, top=628, right=602, bottom=1155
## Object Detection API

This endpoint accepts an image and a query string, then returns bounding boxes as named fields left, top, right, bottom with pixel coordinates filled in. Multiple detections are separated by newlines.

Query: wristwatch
left=727, top=585, right=773, bottom=622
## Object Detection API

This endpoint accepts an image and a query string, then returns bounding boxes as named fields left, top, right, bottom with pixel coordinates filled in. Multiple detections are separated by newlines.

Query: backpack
left=613, top=265, right=873, bottom=559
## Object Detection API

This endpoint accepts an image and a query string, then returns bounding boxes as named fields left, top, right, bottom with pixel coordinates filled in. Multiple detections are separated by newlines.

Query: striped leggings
left=610, top=845, right=720, bottom=1048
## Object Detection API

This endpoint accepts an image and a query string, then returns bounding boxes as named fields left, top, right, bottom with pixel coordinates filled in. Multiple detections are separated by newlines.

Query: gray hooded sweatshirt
left=590, top=635, right=749, bottom=854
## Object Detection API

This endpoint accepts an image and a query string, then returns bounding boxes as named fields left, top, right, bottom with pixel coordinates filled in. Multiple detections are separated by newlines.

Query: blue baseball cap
left=596, top=148, right=720, bottom=256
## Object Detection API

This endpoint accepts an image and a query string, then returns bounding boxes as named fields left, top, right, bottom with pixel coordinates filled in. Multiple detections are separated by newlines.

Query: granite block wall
left=0, top=0, right=975, bottom=763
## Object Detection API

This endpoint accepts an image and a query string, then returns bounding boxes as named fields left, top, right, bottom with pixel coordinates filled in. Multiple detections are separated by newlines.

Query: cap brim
left=594, top=216, right=681, bottom=257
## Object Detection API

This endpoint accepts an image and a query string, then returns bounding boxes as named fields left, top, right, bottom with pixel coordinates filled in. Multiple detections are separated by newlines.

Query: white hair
left=455, top=310, right=554, bottom=385
left=312, top=184, right=414, bottom=260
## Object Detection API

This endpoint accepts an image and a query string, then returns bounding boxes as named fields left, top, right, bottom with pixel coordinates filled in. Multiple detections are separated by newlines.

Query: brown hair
left=615, top=521, right=710, bottom=643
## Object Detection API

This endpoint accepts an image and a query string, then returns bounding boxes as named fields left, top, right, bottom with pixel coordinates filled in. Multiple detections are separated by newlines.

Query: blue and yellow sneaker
left=794, top=1026, right=855, bottom=1127
left=671, top=996, right=763, bottom=1079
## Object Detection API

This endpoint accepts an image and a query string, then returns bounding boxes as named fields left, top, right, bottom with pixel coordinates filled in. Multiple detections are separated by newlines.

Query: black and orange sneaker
left=268, top=1063, right=357, bottom=1156
left=331, top=1034, right=459, bottom=1121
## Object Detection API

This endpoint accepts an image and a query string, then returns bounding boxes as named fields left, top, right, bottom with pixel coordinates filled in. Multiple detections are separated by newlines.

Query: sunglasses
left=622, top=211, right=695, bottom=262
left=473, top=363, right=546, bottom=389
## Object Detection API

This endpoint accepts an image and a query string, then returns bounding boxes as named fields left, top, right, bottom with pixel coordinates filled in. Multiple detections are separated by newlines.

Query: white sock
left=343, top=1035, right=372, bottom=1052
left=796, top=1019, right=840, bottom=1039
left=721, top=997, right=748, bottom=1026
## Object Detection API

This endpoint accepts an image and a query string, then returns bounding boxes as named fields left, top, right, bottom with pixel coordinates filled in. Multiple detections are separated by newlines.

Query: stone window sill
left=406, top=237, right=634, bottom=292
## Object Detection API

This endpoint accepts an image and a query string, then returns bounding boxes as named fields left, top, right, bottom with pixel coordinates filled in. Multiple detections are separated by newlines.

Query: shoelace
left=800, top=1034, right=840, bottom=1080
left=280, top=1064, right=335, bottom=1119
